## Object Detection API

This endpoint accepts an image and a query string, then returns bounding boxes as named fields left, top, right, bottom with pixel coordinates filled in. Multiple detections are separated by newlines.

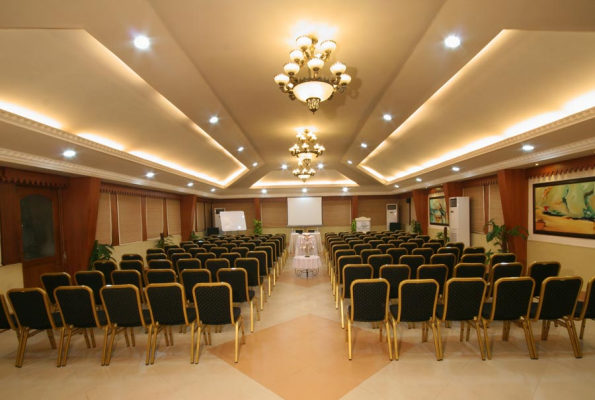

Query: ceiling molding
left=526, top=154, right=595, bottom=179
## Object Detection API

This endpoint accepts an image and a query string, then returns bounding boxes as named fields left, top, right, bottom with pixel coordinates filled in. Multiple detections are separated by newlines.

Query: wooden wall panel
left=196, top=201, right=206, bottom=230
left=95, top=192, right=112, bottom=244
left=322, top=197, right=351, bottom=226
left=443, top=182, right=463, bottom=214
left=357, top=197, right=394, bottom=227
left=0, top=182, right=20, bottom=265
left=463, top=186, right=484, bottom=233
left=212, top=200, right=256, bottom=231
left=497, top=169, right=528, bottom=266
left=180, top=195, right=196, bottom=240
left=205, top=202, right=213, bottom=228
left=412, top=189, right=429, bottom=234
left=261, top=200, right=288, bottom=228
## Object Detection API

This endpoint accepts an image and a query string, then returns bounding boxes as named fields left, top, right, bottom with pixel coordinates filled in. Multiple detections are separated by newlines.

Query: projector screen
left=287, top=197, right=323, bottom=226
left=219, top=211, right=247, bottom=231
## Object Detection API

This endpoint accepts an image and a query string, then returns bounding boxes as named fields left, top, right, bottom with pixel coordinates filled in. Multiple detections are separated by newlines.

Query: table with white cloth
left=289, top=232, right=323, bottom=256
left=293, top=255, right=321, bottom=277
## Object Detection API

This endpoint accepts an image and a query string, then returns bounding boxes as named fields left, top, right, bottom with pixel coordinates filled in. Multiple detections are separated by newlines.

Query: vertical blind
left=167, top=199, right=182, bottom=235
left=489, top=184, right=504, bottom=226
left=261, top=201, right=288, bottom=228
left=196, top=202, right=206, bottom=231
left=118, top=194, right=142, bottom=244
left=95, top=192, right=111, bottom=244
left=322, top=198, right=351, bottom=226
left=146, top=198, right=163, bottom=239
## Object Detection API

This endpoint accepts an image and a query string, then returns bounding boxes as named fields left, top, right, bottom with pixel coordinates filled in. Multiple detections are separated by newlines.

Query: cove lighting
left=444, top=35, right=461, bottom=48
left=63, top=150, right=76, bottom=158
left=146, top=172, right=155, bottom=178
left=0, top=101, right=62, bottom=129
left=134, top=36, right=151, bottom=50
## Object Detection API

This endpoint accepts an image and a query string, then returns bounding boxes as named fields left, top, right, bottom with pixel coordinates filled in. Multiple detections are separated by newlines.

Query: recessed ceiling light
left=281, top=164, right=288, bottom=170
left=444, top=35, right=461, bottom=49
left=302, top=188, right=308, bottom=193
left=187, top=182, right=194, bottom=187
left=535, top=163, right=539, bottom=166
left=394, top=184, right=399, bottom=188
left=253, top=162, right=258, bottom=167
left=211, top=188, right=215, bottom=192
left=146, top=172, right=155, bottom=178
left=361, top=143, right=368, bottom=148
left=133, top=35, right=151, bottom=50
left=238, top=146, right=244, bottom=152
left=209, top=116, right=219, bottom=124
left=63, top=150, right=76, bottom=158
left=347, top=160, right=353, bottom=164
left=416, top=178, right=422, bottom=182
left=318, top=163, right=324, bottom=169
left=342, top=187, right=348, bottom=192
left=452, top=166, right=460, bottom=172
left=261, top=189, right=267, bottom=194
left=383, top=114, right=392, bottom=121
left=522, top=144, right=535, bottom=151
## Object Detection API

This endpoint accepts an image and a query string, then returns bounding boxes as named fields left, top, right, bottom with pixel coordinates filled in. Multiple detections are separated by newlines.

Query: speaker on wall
left=206, top=227, right=220, bottom=235
left=406, top=198, right=411, bottom=204
left=389, top=222, right=401, bottom=231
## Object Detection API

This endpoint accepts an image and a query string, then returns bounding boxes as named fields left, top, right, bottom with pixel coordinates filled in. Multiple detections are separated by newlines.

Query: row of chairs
left=343, top=274, right=595, bottom=361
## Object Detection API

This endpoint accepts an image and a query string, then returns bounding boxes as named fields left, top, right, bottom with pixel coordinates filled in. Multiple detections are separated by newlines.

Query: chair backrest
left=189, top=247, right=207, bottom=257
left=489, top=262, right=523, bottom=296
left=368, top=240, right=384, bottom=249
left=399, top=255, right=425, bottom=278
left=417, top=235, right=430, bottom=243
left=439, top=278, right=487, bottom=322
left=437, top=246, right=460, bottom=263
left=7, top=288, right=60, bottom=330
left=331, top=244, right=351, bottom=263
left=487, top=277, right=534, bottom=322
left=177, top=258, right=201, bottom=274
left=379, top=265, right=411, bottom=300
left=388, top=239, right=404, bottom=247
left=147, top=259, right=173, bottom=270
left=122, top=253, right=143, bottom=263
left=367, top=254, right=393, bottom=278
left=101, top=284, right=148, bottom=328
left=445, top=242, right=465, bottom=259
left=350, top=279, right=389, bottom=323
left=412, top=247, right=434, bottom=264
left=353, top=243, right=372, bottom=255
left=490, top=253, right=516, bottom=269
left=221, top=252, right=241, bottom=266
left=182, top=244, right=198, bottom=252
left=377, top=244, right=395, bottom=254
left=196, top=252, right=217, bottom=266
left=337, top=255, right=363, bottom=283
left=243, top=242, right=256, bottom=251
left=342, top=265, right=374, bottom=300
left=417, top=264, right=448, bottom=295
left=211, top=247, right=228, bottom=258
left=361, top=249, right=382, bottom=264
left=167, top=247, right=185, bottom=259
left=193, top=283, right=237, bottom=325
left=164, top=245, right=180, bottom=252
left=247, top=251, right=268, bottom=277
left=409, top=238, right=425, bottom=248
left=396, top=280, right=439, bottom=323
left=453, top=263, right=486, bottom=279
left=119, top=260, right=145, bottom=286
left=111, top=270, right=144, bottom=293
left=429, top=238, right=444, bottom=246
left=146, top=248, right=165, bottom=255
left=55, top=286, right=103, bottom=328
left=249, top=240, right=262, bottom=247
left=146, top=283, right=191, bottom=326
left=463, top=246, right=485, bottom=255
left=0, top=293, right=17, bottom=331
left=387, top=248, right=408, bottom=264
left=146, top=269, right=177, bottom=284
left=74, top=270, right=106, bottom=305
left=234, top=247, right=249, bottom=257
left=380, top=236, right=392, bottom=244
left=255, top=246, right=273, bottom=269
left=533, top=276, right=582, bottom=321
left=180, top=269, right=211, bottom=302
left=235, top=258, right=260, bottom=287
left=146, top=253, right=168, bottom=263
left=528, top=261, right=561, bottom=297
left=40, top=272, right=72, bottom=305
left=93, top=260, right=117, bottom=284
left=202, top=243, right=217, bottom=252
left=221, top=243, right=237, bottom=252
left=577, top=276, right=595, bottom=320
left=460, top=254, right=487, bottom=264
left=171, top=253, right=192, bottom=272
left=217, top=268, right=250, bottom=303
left=348, top=240, right=364, bottom=249
left=399, top=242, right=418, bottom=254
left=430, top=253, right=457, bottom=279
left=205, top=258, right=231, bottom=277
left=422, top=242, right=442, bottom=253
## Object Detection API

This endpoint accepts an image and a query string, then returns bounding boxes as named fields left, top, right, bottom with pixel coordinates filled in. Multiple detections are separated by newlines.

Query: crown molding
left=0, top=109, right=248, bottom=188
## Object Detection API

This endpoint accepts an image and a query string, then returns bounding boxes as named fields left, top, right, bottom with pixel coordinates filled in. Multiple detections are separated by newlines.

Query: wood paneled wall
left=497, top=169, right=528, bottom=266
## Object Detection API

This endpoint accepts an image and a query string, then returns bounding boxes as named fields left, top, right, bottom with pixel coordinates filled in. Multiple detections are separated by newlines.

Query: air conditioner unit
left=386, top=204, right=398, bottom=231
left=449, top=197, right=470, bottom=247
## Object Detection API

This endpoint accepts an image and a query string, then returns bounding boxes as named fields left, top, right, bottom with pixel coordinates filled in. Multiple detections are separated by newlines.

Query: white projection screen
left=287, top=197, right=323, bottom=226
left=219, top=211, right=247, bottom=231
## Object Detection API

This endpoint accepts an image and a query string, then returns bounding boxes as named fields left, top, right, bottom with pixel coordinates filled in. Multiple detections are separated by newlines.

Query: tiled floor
left=0, top=255, right=594, bottom=400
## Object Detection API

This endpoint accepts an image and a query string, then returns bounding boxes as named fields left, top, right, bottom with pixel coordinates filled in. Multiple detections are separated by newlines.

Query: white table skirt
left=293, top=255, right=321, bottom=270
left=289, top=232, right=323, bottom=255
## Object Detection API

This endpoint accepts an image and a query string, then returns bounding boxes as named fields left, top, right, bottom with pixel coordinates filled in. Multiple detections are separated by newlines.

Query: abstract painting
left=534, top=177, right=595, bottom=238
left=429, top=196, right=448, bottom=226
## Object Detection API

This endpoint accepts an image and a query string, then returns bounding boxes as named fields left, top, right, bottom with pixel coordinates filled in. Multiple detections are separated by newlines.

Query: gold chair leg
left=347, top=320, right=353, bottom=360
left=16, top=328, right=29, bottom=368
left=109, top=325, right=118, bottom=366
left=195, top=324, right=202, bottom=364
left=250, top=301, right=254, bottom=333
left=47, top=329, right=57, bottom=349
left=392, top=320, right=399, bottom=361
left=234, top=321, right=240, bottom=363
left=57, top=327, right=66, bottom=367
left=433, top=321, right=443, bottom=361
left=460, top=322, right=465, bottom=342
left=62, top=328, right=74, bottom=367
left=101, top=326, right=109, bottom=366
left=260, top=286, right=264, bottom=311
left=565, top=317, right=582, bottom=358
left=523, top=319, right=537, bottom=359
left=385, top=321, right=393, bottom=361
left=580, top=319, right=586, bottom=339
left=150, top=324, right=159, bottom=364
left=340, top=299, right=345, bottom=329
left=123, top=326, right=131, bottom=347
left=481, top=318, right=491, bottom=360
left=82, top=328, right=91, bottom=349
left=473, top=319, right=486, bottom=360
left=190, top=322, right=195, bottom=364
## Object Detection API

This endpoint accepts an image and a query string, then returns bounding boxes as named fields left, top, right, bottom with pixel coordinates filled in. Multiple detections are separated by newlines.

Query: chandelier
left=293, top=161, right=317, bottom=182
left=274, top=35, right=351, bottom=113
left=289, top=129, right=325, bottom=164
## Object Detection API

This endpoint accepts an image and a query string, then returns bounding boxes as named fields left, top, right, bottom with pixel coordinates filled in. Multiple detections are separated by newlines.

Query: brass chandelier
left=274, top=35, right=351, bottom=113
left=289, top=129, right=325, bottom=182
left=293, top=161, right=317, bottom=182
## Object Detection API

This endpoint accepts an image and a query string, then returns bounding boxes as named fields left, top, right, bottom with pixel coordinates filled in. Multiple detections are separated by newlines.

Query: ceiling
left=0, top=0, right=595, bottom=198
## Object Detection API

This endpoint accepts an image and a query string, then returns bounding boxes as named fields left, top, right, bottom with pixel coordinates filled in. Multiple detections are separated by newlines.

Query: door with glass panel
left=17, top=187, right=63, bottom=287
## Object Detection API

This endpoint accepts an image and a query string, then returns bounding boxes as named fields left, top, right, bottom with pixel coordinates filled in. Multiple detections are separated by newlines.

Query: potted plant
left=409, top=220, right=422, bottom=235
left=154, top=232, right=176, bottom=249
left=435, top=227, right=450, bottom=243
left=484, top=218, right=528, bottom=257
left=190, top=231, right=202, bottom=241
left=253, top=219, right=262, bottom=235
left=89, top=240, right=115, bottom=270
left=351, top=219, right=356, bottom=233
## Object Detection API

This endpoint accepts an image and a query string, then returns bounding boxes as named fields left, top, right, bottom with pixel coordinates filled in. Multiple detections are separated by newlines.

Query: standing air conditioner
left=449, top=197, right=470, bottom=247
left=386, top=204, right=399, bottom=231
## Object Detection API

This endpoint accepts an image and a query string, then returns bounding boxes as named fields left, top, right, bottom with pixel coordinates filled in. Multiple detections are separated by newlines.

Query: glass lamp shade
left=320, top=40, right=337, bottom=53
left=340, top=73, right=352, bottom=85
left=290, top=50, right=305, bottom=62
left=293, top=81, right=334, bottom=102
left=274, top=74, right=290, bottom=85
left=296, top=36, right=313, bottom=49
left=298, top=152, right=313, bottom=162
left=284, top=62, right=300, bottom=76
left=330, top=62, right=346, bottom=75
left=307, top=58, right=324, bottom=71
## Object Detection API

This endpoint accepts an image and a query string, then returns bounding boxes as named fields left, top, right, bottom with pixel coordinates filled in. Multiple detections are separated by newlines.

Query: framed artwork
left=533, top=177, right=595, bottom=239
left=429, top=196, right=448, bottom=226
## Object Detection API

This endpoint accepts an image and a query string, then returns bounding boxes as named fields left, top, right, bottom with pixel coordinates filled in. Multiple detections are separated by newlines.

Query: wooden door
left=17, top=187, right=63, bottom=287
